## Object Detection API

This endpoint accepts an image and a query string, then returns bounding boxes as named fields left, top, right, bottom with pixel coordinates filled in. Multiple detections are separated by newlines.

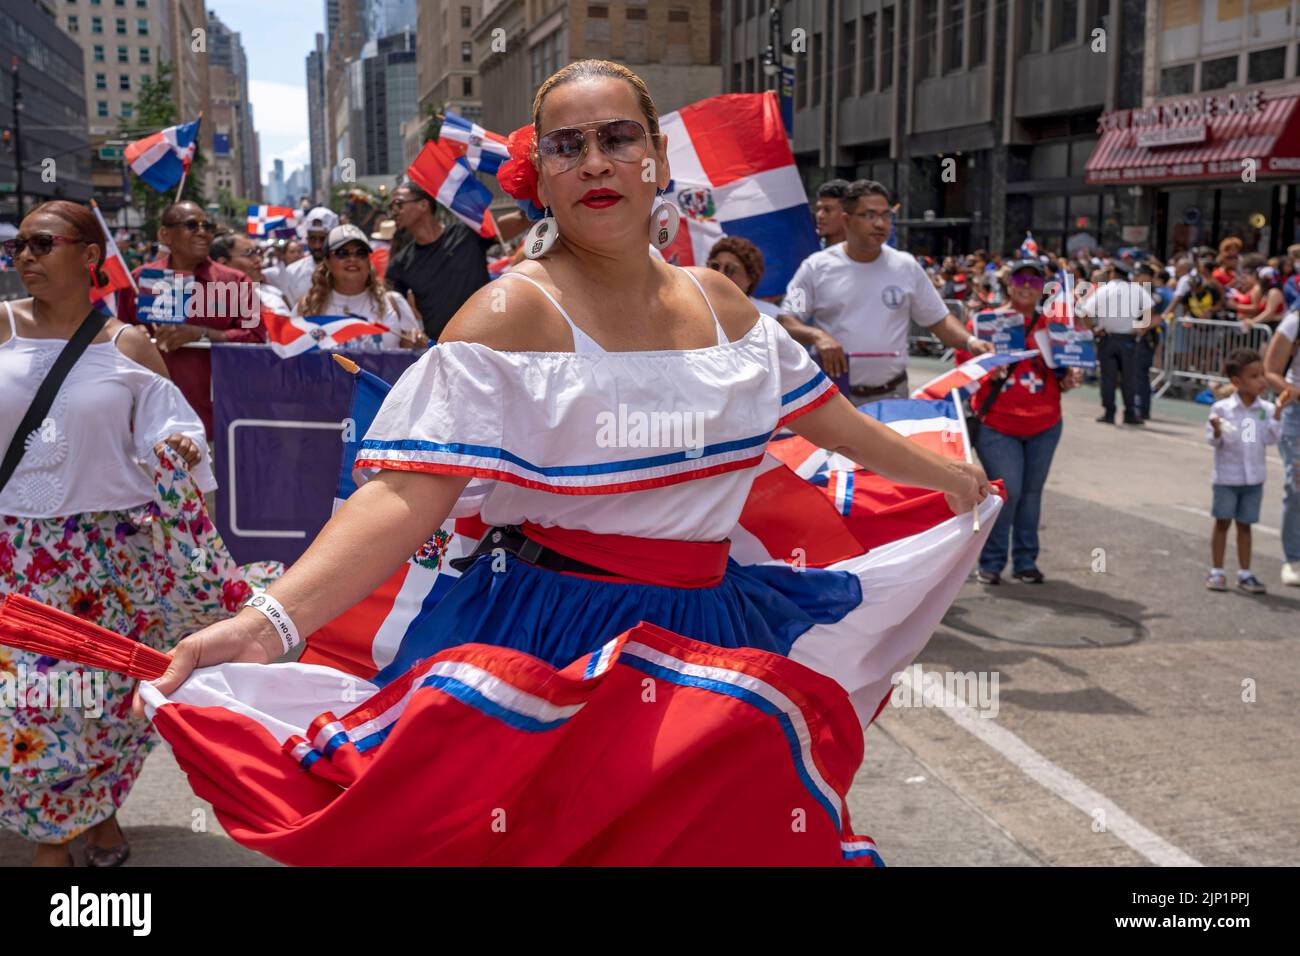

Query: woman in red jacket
left=958, top=259, right=1083, bottom=584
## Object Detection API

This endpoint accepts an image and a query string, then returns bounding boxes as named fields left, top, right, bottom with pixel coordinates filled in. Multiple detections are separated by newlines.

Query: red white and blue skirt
left=135, top=480, right=1000, bottom=867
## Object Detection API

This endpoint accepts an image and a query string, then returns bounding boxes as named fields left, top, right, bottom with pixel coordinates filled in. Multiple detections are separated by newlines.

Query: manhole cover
left=940, top=596, right=1146, bottom=648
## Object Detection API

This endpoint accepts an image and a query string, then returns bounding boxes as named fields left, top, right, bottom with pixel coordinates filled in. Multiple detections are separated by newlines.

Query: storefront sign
left=1098, top=89, right=1264, bottom=134
left=1135, top=124, right=1206, bottom=147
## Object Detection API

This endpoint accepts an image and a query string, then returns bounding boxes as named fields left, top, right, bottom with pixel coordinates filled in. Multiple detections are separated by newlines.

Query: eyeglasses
left=2, top=234, right=85, bottom=258
left=163, top=218, right=216, bottom=234
left=845, top=209, right=895, bottom=225
left=706, top=259, right=742, bottom=279
left=535, top=118, right=654, bottom=174
left=1008, top=273, right=1046, bottom=290
left=330, top=245, right=369, bottom=260
left=389, top=198, right=417, bottom=210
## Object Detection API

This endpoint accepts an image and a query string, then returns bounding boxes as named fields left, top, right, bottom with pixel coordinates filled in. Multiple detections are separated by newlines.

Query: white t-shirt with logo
left=780, top=244, right=949, bottom=385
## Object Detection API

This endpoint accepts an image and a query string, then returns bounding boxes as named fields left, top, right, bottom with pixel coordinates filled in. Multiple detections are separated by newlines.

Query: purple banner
left=211, top=344, right=420, bottom=566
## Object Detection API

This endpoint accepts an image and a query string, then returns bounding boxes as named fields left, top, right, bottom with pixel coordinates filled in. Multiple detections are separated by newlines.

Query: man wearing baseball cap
left=273, top=205, right=338, bottom=308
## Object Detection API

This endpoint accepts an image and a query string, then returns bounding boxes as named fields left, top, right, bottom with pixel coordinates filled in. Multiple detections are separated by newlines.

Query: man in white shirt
left=1076, top=263, right=1155, bottom=425
left=777, top=179, right=991, bottom=403
left=273, top=206, right=339, bottom=309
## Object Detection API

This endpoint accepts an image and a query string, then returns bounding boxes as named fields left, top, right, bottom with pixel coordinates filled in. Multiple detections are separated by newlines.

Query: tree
left=121, top=61, right=208, bottom=236
left=420, top=101, right=446, bottom=145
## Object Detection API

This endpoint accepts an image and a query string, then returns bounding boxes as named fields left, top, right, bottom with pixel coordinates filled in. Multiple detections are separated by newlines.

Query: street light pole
left=10, top=57, right=24, bottom=221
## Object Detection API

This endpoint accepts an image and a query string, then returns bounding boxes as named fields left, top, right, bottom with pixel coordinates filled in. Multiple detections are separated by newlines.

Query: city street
left=2, top=364, right=1293, bottom=867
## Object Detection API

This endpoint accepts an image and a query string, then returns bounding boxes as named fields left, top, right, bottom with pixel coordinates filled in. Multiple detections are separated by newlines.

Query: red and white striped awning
left=1085, top=93, right=1300, bottom=185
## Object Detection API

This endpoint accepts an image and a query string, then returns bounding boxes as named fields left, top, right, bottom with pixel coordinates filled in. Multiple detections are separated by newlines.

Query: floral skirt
left=0, top=448, right=280, bottom=844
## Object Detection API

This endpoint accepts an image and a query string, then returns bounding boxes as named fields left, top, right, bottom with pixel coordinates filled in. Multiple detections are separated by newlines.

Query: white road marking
left=1168, top=503, right=1280, bottom=537
left=897, top=669, right=1203, bottom=867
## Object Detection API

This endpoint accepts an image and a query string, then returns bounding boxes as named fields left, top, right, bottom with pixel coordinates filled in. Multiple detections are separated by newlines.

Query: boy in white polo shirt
left=1206, top=348, right=1281, bottom=593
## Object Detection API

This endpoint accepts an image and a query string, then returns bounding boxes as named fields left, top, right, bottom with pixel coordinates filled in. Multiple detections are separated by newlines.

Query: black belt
left=447, top=525, right=618, bottom=578
left=847, top=371, right=907, bottom=398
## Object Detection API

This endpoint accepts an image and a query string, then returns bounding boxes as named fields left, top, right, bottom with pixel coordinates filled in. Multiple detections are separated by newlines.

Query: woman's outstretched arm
left=785, top=392, right=993, bottom=515
left=134, top=469, right=469, bottom=715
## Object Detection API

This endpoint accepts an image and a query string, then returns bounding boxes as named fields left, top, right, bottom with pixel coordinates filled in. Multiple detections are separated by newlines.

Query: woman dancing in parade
left=5, top=62, right=997, bottom=866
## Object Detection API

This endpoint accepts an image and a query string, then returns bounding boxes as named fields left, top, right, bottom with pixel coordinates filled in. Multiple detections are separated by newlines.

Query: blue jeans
left=974, top=419, right=1063, bottom=574
left=1280, top=404, right=1300, bottom=562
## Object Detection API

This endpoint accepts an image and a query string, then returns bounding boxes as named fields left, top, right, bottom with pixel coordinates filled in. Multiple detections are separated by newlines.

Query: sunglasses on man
left=535, top=118, right=656, bottom=174
left=2, top=233, right=85, bottom=258
left=164, top=218, right=217, bottom=234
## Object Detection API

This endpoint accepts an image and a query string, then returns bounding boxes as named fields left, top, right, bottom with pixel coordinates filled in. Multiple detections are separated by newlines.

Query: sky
left=207, top=0, right=323, bottom=184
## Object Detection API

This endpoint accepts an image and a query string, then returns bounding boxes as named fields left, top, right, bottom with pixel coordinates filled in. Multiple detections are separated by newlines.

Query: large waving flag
left=259, top=303, right=390, bottom=359
left=88, top=200, right=137, bottom=313
left=124, top=118, right=200, bottom=193
left=1, top=369, right=1001, bottom=866
left=658, top=92, right=819, bottom=296
left=438, top=111, right=511, bottom=175
left=247, top=205, right=301, bottom=238
left=910, top=349, right=1041, bottom=400
left=407, top=140, right=497, bottom=238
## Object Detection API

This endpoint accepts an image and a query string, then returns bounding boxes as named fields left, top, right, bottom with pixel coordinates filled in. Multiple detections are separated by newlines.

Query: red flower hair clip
left=498, top=124, right=546, bottom=219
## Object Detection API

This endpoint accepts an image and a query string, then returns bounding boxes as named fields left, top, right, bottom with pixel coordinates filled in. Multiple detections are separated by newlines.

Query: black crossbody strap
left=0, top=309, right=109, bottom=495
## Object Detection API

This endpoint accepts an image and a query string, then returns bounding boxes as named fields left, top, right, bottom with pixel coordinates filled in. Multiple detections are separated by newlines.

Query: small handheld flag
left=248, top=206, right=301, bottom=237
left=438, top=111, right=511, bottom=175
left=407, top=140, right=497, bottom=239
left=124, top=118, right=201, bottom=193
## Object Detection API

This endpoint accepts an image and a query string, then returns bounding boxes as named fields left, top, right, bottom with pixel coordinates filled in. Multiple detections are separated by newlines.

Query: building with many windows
left=206, top=10, right=258, bottom=202
left=725, top=0, right=1300, bottom=259
left=1085, top=0, right=1300, bottom=259
left=0, top=0, right=94, bottom=220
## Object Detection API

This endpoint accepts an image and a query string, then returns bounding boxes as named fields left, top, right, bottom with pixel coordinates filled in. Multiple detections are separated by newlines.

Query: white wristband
left=966, top=334, right=982, bottom=351
left=243, top=591, right=300, bottom=656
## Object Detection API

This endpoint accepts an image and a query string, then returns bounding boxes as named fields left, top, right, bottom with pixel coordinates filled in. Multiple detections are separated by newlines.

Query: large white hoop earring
left=649, top=194, right=680, bottom=250
left=524, top=207, right=558, bottom=260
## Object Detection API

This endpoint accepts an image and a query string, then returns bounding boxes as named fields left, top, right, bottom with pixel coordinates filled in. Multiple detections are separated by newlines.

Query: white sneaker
left=1282, top=562, right=1300, bottom=587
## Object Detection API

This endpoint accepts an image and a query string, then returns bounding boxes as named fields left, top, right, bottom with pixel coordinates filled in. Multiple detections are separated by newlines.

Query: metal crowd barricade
left=907, top=298, right=962, bottom=361
left=1154, top=315, right=1272, bottom=398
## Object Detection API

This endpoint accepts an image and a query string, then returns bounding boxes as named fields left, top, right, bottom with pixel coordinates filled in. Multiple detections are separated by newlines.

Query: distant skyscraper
left=366, top=0, right=417, bottom=42
left=307, top=33, right=328, bottom=203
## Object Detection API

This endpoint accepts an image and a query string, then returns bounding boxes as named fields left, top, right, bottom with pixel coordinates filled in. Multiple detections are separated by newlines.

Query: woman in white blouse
left=293, top=224, right=427, bottom=351
left=0, top=201, right=220, bottom=866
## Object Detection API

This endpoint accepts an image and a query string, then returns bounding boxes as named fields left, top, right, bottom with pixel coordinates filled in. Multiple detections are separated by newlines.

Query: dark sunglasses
left=536, top=118, right=653, bottom=173
left=706, top=259, right=742, bottom=278
left=1009, top=273, right=1046, bottom=290
left=164, top=218, right=217, bottom=234
left=330, top=245, right=369, bottom=260
left=2, top=234, right=85, bottom=258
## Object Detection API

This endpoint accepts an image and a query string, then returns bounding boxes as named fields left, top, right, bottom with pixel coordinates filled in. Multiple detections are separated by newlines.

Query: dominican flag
left=124, top=118, right=200, bottom=193
left=752, top=398, right=982, bottom=555
left=259, top=304, right=390, bottom=359
left=438, top=111, right=511, bottom=175
left=657, top=92, right=819, bottom=297
left=407, top=140, right=497, bottom=238
left=1018, top=231, right=1039, bottom=259
left=88, top=200, right=136, bottom=313
left=910, top=349, right=1041, bottom=400
left=136, top=268, right=196, bottom=324
left=9, top=364, right=1004, bottom=866
left=247, top=205, right=301, bottom=237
